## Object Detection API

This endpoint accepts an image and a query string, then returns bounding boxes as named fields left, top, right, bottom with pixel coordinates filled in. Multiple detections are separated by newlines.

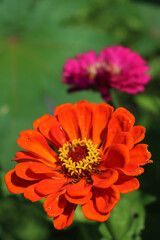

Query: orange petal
left=17, top=130, right=57, bottom=167
left=120, top=166, right=144, bottom=176
left=74, top=101, right=93, bottom=139
left=15, top=162, right=31, bottom=180
left=37, top=116, right=67, bottom=148
left=5, top=170, right=34, bottom=194
left=43, top=189, right=66, bottom=212
left=104, top=107, right=135, bottom=149
left=65, top=191, right=92, bottom=205
left=44, top=194, right=67, bottom=218
left=38, top=116, right=58, bottom=146
left=29, top=162, right=59, bottom=175
left=15, top=162, right=44, bottom=181
left=29, top=162, right=65, bottom=180
left=13, top=151, right=41, bottom=163
left=24, top=183, right=45, bottom=202
left=66, top=179, right=92, bottom=198
left=115, top=175, right=140, bottom=193
left=94, top=186, right=120, bottom=213
left=102, top=144, right=130, bottom=169
left=130, top=144, right=152, bottom=166
left=15, top=150, right=36, bottom=159
left=15, top=162, right=62, bottom=181
left=53, top=202, right=76, bottom=230
left=35, top=178, right=68, bottom=195
left=131, top=126, right=145, bottom=144
left=29, top=162, right=53, bottom=173
left=81, top=196, right=110, bottom=222
left=111, top=132, right=134, bottom=150
left=121, top=144, right=152, bottom=176
left=92, top=103, right=113, bottom=146
left=54, top=103, right=72, bottom=116
left=13, top=151, right=57, bottom=168
left=92, top=169, right=118, bottom=188
left=33, top=114, right=51, bottom=130
left=49, top=118, right=67, bottom=147
left=113, top=107, right=135, bottom=131
left=57, top=105, right=79, bottom=141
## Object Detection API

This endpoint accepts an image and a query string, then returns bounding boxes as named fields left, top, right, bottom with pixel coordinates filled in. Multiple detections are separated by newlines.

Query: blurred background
left=0, top=0, right=160, bottom=239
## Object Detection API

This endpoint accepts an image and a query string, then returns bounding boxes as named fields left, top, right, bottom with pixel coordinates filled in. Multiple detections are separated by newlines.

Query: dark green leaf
left=99, top=191, right=156, bottom=240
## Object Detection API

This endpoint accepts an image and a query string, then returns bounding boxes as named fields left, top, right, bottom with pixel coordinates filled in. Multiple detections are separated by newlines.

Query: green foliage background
left=0, top=0, right=160, bottom=239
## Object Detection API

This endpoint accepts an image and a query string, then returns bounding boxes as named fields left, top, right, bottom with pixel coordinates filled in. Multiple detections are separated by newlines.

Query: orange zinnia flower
left=5, top=101, right=152, bottom=229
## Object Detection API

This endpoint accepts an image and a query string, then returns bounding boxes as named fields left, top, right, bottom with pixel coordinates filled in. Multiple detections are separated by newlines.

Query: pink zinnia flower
left=62, top=46, right=151, bottom=101
left=62, top=51, right=105, bottom=92
left=100, top=46, right=151, bottom=99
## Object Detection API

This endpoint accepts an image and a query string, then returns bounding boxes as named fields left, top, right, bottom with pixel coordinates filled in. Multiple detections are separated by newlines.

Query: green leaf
left=99, top=191, right=156, bottom=240
left=135, top=95, right=160, bottom=114
left=149, top=56, right=160, bottom=79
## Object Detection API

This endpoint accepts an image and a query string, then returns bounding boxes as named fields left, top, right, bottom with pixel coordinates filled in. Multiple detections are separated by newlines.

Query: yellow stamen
left=58, top=138, right=101, bottom=180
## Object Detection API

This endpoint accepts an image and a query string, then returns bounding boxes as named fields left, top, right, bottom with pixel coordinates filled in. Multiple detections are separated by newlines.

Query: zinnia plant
left=62, top=46, right=151, bottom=101
left=5, top=101, right=152, bottom=230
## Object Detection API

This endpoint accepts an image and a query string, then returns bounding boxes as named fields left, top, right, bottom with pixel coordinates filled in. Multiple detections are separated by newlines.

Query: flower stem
left=105, top=220, right=117, bottom=240
left=110, top=89, right=120, bottom=109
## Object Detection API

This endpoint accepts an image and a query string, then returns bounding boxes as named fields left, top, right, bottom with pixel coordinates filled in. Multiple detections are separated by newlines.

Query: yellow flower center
left=87, top=65, right=97, bottom=79
left=58, top=138, right=101, bottom=182
left=106, top=64, right=121, bottom=76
